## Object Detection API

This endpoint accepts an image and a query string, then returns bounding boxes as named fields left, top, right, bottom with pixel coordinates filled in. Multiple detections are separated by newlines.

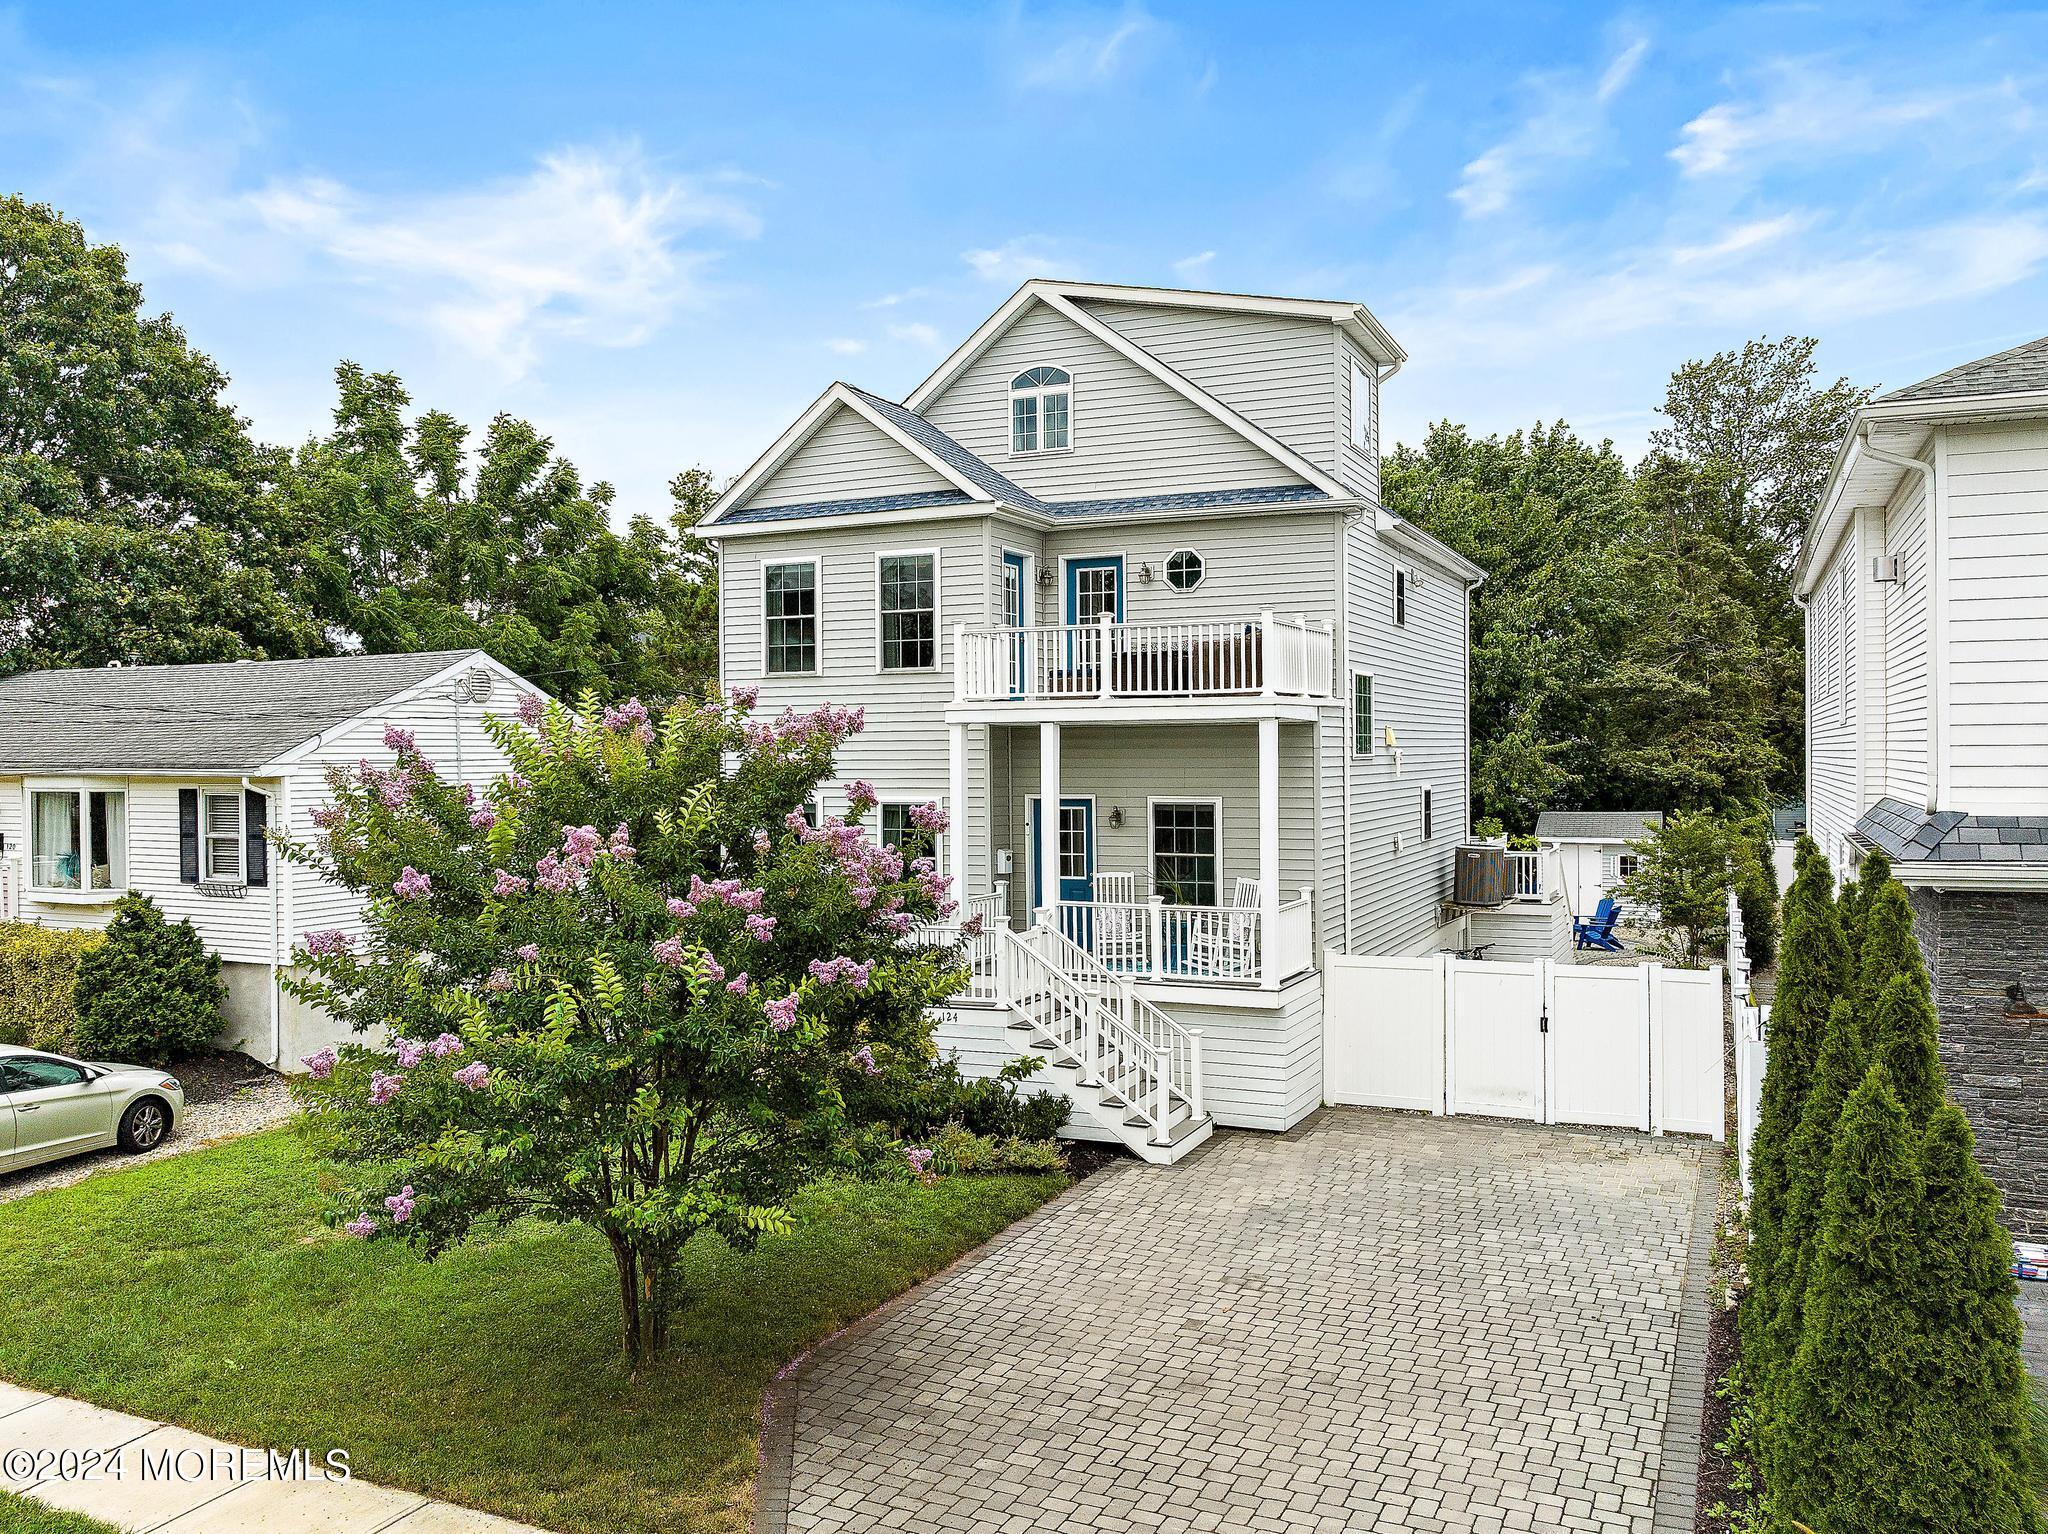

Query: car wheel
left=118, top=1098, right=170, bottom=1153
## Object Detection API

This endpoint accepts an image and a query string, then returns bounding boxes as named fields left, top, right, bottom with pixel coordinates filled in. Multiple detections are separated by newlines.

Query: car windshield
left=3, top=1056, right=87, bottom=1090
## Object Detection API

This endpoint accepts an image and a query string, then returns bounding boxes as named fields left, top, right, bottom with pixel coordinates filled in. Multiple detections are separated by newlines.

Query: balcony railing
left=1045, top=890, right=1314, bottom=986
left=954, top=612, right=1335, bottom=705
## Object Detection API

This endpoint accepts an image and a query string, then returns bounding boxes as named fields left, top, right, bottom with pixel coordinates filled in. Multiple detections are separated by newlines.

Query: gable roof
left=0, top=651, right=491, bottom=774
left=1880, top=333, right=2048, bottom=404
left=1534, top=810, right=1665, bottom=841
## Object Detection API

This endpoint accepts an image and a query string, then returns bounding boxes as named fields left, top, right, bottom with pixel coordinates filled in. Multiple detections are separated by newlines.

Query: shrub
left=925, top=1121, right=1068, bottom=1177
left=0, top=923, right=105, bottom=1051
left=1618, top=810, right=1733, bottom=967
left=1730, top=824, right=1779, bottom=967
left=901, top=1054, right=1070, bottom=1143
left=72, top=893, right=224, bottom=1064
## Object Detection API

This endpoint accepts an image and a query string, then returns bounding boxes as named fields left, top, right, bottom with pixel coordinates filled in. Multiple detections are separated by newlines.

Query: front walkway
left=765, top=1110, right=1717, bottom=1534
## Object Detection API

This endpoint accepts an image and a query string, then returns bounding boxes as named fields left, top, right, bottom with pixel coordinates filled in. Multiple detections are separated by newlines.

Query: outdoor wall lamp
left=1107, top=806, right=1125, bottom=829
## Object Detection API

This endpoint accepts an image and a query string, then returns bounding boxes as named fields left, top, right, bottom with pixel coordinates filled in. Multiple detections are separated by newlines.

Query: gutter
left=1852, top=425, right=1942, bottom=812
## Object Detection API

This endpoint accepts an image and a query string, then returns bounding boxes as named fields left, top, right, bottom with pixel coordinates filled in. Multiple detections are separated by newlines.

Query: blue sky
left=6, top=1, right=2048, bottom=521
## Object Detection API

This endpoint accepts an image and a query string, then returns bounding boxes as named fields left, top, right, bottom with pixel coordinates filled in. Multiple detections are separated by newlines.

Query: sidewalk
left=0, top=1382, right=545, bottom=1533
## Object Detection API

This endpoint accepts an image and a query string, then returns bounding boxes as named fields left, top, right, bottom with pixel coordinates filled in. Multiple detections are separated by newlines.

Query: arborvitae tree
left=1758, top=995, right=1866, bottom=1487
left=1743, top=835, right=1848, bottom=1372
left=1914, top=1104, right=2046, bottom=1534
left=1857, top=877, right=1927, bottom=1010
left=72, top=893, right=224, bottom=1063
left=1774, top=1067, right=1934, bottom=1533
left=1869, top=972, right=1948, bottom=1133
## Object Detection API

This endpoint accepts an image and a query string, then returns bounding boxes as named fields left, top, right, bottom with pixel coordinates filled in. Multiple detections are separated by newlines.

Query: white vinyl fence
left=1325, top=952, right=1724, bottom=1137
left=1728, top=889, right=1770, bottom=1192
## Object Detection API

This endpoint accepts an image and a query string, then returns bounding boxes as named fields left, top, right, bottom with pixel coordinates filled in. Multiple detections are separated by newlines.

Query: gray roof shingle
left=1534, top=810, right=1665, bottom=841
left=0, top=651, right=486, bottom=774
left=1881, top=333, right=2048, bottom=403
left=1854, top=796, right=2048, bottom=865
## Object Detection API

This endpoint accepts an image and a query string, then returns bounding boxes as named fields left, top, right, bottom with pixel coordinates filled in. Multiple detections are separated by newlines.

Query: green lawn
left=0, top=1130, right=1064, bottom=1534
left=0, top=1492, right=120, bottom=1534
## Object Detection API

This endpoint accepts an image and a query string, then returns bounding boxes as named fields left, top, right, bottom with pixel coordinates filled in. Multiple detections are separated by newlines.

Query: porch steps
left=991, top=932, right=1214, bottom=1166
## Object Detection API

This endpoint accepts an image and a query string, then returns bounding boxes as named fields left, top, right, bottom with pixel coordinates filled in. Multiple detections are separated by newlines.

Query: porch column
left=1258, top=716, right=1281, bottom=984
left=1038, top=720, right=1062, bottom=920
left=948, top=722, right=969, bottom=901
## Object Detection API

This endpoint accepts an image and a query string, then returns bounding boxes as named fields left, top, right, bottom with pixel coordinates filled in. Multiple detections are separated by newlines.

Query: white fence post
left=1187, top=1029, right=1205, bottom=1122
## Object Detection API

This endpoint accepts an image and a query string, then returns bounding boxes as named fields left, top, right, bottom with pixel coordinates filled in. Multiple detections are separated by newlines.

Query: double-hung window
left=764, top=560, right=818, bottom=675
left=878, top=552, right=937, bottom=670
left=27, top=785, right=126, bottom=892
left=1393, top=567, right=1410, bottom=627
left=880, top=802, right=938, bottom=865
left=1349, top=359, right=1372, bottom=451
left=1351, top=672, right=1374, bottom=756
left=1010, top=368, right=1072, bottom=454
left=1151, top=801, right=1219, bottom=907
left=203, top=790, right=245, bottom=884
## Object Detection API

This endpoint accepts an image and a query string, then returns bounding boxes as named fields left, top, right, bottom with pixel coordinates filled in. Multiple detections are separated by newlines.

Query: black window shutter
left=179, top=790, right=200, bottom=883
left=245, top=790, right=269, bottom=887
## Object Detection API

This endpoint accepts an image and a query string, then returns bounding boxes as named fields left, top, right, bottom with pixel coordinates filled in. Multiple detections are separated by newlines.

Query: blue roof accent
left=1041, top=483, right=1328, bottom=517
left=720, top=488, right=974, bottom=525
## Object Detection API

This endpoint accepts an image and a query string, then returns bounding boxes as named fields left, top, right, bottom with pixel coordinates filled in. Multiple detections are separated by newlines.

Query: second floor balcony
left=953, top=613, right=1335, bottom=708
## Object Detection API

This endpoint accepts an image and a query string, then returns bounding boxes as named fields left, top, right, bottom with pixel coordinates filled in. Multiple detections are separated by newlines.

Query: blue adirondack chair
left=1574, top=896, right=1624, bottom=952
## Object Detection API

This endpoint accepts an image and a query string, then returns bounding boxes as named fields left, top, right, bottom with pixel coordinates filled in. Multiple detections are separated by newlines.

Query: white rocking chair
left=1092, top=871, right=1144, bottom=970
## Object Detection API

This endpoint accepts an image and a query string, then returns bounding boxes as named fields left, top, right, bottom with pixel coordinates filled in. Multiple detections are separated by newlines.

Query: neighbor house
left=1799, top=331, right=2048, bottom=1240
left=1535, top=809, right=1665, bottom=920
left=0, top=651, right=541, bottom=1068
left=702, top=279, right=1483, bottom=1160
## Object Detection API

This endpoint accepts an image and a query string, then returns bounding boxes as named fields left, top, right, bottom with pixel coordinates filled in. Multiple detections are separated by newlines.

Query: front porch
left=941, top=715, right=1321, bottom=998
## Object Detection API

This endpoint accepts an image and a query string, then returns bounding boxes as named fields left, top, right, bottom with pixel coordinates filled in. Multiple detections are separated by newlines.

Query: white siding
left=1035, top=510, right=1341, bottom=627
left=919, top=300, right=1300, bottom=502
left=1335, top=334, right=1381, bottom=501
left=1079, top=300, right=1340, bottom=478
left=1468, top=902, right=1573, bottom=965
left=1879, top=478, right=1931, bottom=805
left=1805, top=524, right=1861, bottom=859
left=743, top=405, right=957, bottom=510
left=1941, top=421, right=2048, bottom=812
left=719, top=517, right=995, bottom=896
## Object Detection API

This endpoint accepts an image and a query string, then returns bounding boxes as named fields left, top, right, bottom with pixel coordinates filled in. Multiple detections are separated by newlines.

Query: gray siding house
left=704, top=280, right=1482, bottom=1160
left=1799, top=331, right=2048, bottom=1238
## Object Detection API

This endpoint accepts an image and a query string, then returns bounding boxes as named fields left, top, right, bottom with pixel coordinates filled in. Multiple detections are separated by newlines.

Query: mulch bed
left=165, top=1048, right=281, bottom=1106
left=1696, top=1292, right=1742, bottom=1532
left=1062, top=1138, right=1130, bottom=1181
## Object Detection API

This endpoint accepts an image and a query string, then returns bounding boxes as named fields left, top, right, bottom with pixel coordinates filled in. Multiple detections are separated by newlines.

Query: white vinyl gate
left=1323, top=954, right=1724, bottom=1138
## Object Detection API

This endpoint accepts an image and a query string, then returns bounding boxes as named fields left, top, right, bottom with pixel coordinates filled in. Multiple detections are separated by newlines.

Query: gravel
left=0, top=1074, right=296, bottom=1206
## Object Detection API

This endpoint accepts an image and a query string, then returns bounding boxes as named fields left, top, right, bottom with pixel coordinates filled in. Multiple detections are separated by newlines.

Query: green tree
left=266, top=365, right=716, bottom=701
left=284, top=691, right=967, bottom=1364
left=1743, top=837, right=1848, bottom=1379
left=1836, top=847, right=1892, bottom=962
left=1914, top=1103, right=2046, bottom=1534
left=1857, top=877, right=1927, bottom=1009
left=1869, top=972, right=1948, bottom=1132
left=1616, top=810, right=1734, bottom=967
left=72, top=893, right=224, bottom=1063
left=0, top=196, right=321, bottom=672
left=1774, top=1067, right=1935, bottom=1533
left=1730, top=819, right=1779, bottom=967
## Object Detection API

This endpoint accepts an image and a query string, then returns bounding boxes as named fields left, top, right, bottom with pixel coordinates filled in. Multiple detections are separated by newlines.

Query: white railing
left=1044, top=888, right=1314, bottom=985
left=1001, top=918, right=1204, bottom=1138
left=914, top=881, right=1010, bottom=1003
left=1505, top=848, right=1559, bottom=902
left=954, top=611, right=1335, bottom=704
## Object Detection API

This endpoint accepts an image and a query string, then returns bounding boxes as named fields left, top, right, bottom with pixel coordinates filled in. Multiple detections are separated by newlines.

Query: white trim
left=947, top=697, right=1329, bottom=725
left=1146, top=795, right=1225, bottom=905
left=1374, top=511, right=1487, bottom=585
left=1056, top=550, right=1129, bottom=625
left=702, top=492, right=1358, bottom=541
left=258, top=652, right=536, bottom=771
left=761, top=554, right=822, bottom=678
left=21, top=777, right=130, bottom=898
left=874, top=546, right=942, bottom=673
left=1930, top=427, right=1952, bottom=811
left=999, top=547, right=1035, bottom=631
left=1349, top=669, right=1375, bottom=758
left=1006, top=363, right=1076, bottom=458
left=201, top=786, right=247, bottom=887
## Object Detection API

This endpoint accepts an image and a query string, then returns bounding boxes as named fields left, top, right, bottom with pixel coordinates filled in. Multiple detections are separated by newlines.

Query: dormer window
left=1010, top=367, right=1072, bottom=454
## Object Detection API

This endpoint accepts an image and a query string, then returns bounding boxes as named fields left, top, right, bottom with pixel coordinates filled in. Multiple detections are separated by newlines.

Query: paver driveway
left=768, top=1109, right=1716, bottom=1534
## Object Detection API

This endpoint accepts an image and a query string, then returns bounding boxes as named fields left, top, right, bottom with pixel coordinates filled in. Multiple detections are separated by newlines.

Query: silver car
left=0, top=1044, right=185, bottom=1173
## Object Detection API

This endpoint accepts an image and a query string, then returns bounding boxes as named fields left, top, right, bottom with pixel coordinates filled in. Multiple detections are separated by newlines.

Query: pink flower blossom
left=808, top=956, right=871, bottom=989
left=607, top=824, right=636, bottom=861
left=745, top=912, right=778, bottom=942
left=533, top=852, right=579, bottom=893
left=515, top=943, right=540, bottom=963
left=845, top=780, right=878, bottom=813
left=428, top=1033, right=464, bottom=1058
left=392, top=866, right=432, bottom=900
left=394, top=1038, right=427, bottom=1069
left=485, top=967, right=515, bottom=992
left=667, top=897, right=697, bottom=920
left=651, top=935, right=689, bottom=969
left=905, top=1146, right=935, bottom=1176
left=602, top=698, right=650, bottom=732
left=453, top=1061, right=489, bottom=1091
left=301, top=1047, right=338, bottom=1079
left=764, top=994, right=800, bottom=1032
left=369, top=1071, right=403, bottom=1106
left=702, top=955, right=727, bottom=986
left=725, top=973, right=751, bottom=995
left=751, top=829, right=772, bottom=855
left=881, top=912, right=914, bottom=936
left=784, top=810, right=810, bottom=833
left=561, top=824, right=604, bottom=865
left=344, top=1214, right=378, bottom=1239
left=851, top=1045, right=880, bottom=1075
left=310, top=805, right=345, bottom=830
left=515, top=693, right=548, bottom=727
left=493, top=869, right=529, bottom=898
left=384, top=1185, right=416, bottom=1224
left=962, top=912, right=985, bottom=937
left=303, top=929, right=355, bottom=957
left=469, top=807, right=497, bottom=830
left=729, top=684, right=760, bottom=709
left=909, top=801, right=949, bottom=834
left=382, top=725, right=416, bottom=753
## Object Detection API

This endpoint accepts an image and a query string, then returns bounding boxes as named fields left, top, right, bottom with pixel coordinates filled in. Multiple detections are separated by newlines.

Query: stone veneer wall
left=1906, top=887, right=2048, bottom=1241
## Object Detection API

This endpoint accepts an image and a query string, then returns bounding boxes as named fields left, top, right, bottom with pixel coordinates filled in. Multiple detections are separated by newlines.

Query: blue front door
left=1001, top=550, right=1027, bottom=695
left=1028, top=797, right=1095, bottom=910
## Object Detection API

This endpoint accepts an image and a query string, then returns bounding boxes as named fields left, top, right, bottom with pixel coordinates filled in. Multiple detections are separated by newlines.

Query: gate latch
left=1538, top=1005, right=1550, bottom=1034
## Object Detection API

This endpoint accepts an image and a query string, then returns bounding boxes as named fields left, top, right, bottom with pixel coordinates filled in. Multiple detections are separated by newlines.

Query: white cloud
left=1006, top=4, right=1167, bottom=91
left=1671, top=63, right=2033, bottom=178
left=861, top=286, right=933, bottom=309
left=887, top=321, right=942, bottom=347
left=228, top=144, right=759, bottom=377
left=961, top=238, right=1081, bottom=284
left=1453, top=33, right=1649, bottom=218
left=1172, top=250, right=1216, bottom=276
left=824, top=337, right=867, bottom=355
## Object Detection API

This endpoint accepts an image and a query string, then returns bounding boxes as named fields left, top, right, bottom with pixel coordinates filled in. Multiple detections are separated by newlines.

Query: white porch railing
left=954, top=612, right=1335, bottom=705
left=914, top=882, right=1009, bottom=1003
left=1045, top=889, right=1314, bottom=985
left=1000, top=918, right=1204, bottom=1140
left=1504, top=848, right=1553, bottom=902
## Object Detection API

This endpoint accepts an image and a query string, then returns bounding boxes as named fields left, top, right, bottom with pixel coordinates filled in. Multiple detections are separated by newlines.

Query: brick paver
left=777, top=1109, right=1712, bottom=1534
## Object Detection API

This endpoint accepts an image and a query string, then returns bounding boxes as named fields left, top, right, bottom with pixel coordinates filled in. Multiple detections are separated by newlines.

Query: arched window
left=1010, top=367, right=1071, bottom=454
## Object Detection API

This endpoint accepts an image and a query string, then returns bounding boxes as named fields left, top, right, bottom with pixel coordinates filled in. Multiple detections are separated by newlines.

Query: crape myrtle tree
left=283, top=687, right=972, bottom=1365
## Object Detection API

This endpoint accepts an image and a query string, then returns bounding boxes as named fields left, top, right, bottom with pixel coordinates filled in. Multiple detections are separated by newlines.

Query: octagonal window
left=1165, top=549, right=1204, bottom=591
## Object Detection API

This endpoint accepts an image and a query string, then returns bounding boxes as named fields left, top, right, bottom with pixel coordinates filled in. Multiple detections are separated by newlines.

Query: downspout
left=1854, top=426, right=1940, bottom=811
left=1337, top=513, right=1354, bottom=952
left=242, top=774, right=283, bottom=1068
